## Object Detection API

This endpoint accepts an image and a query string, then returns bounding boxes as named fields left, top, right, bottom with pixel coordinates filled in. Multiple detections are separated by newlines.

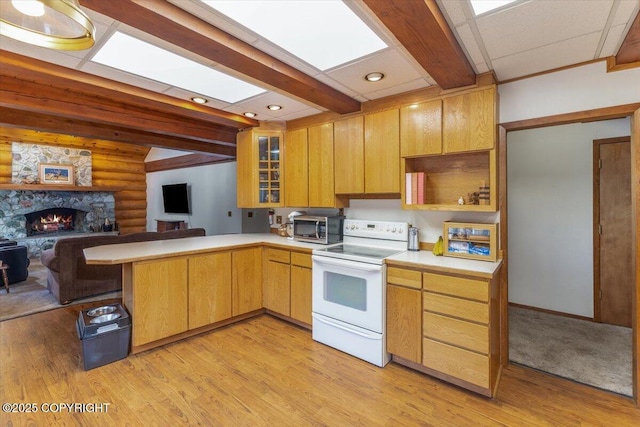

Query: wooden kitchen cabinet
left=232, top=247, right=263, bottom=316
left=386, top=267, right=422, bottom=363
left=421, top=271, right=499, bottom=396
left=284, top=124, right=337, bottom=208
left=284, top=128, right=308, bottom=207
left=188, top=251, right=232, bottom=329
left=290, top=251, right=312, bottom=325
left=237, top=128, right=283, bottom=208
left=334, top=116, right=364, bottom=194
left=131, top=257, right=189, bottom=347
left=263, top=248, right=291, bottom=316
left=364, top=109, right=400, bottom=194
left=400, top=99, right=443, bottom=157
left=442, top=87, right=495, bottom=154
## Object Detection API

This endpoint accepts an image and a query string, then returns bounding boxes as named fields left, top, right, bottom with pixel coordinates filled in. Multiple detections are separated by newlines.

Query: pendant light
left=0, top=0, right=95, bottom=51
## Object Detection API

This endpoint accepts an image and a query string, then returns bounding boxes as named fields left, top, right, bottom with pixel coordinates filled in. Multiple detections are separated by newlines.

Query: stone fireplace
left=0, top=190, right=115, bottom=257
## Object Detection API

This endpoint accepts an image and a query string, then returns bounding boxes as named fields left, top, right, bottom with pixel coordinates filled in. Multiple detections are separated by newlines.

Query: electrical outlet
left=247, top=211, right=253, bottom=218
left=276, top=215, right=282, bottom=224
left=228, top=211, right=232, bottom=217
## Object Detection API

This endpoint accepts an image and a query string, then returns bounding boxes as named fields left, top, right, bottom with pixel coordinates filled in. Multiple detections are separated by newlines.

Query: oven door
left=312, top=255, right=384, bottom=333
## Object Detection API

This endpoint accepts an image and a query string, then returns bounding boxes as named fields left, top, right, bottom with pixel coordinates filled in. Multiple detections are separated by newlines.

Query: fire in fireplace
left=24, top=208, right=84, bottom=236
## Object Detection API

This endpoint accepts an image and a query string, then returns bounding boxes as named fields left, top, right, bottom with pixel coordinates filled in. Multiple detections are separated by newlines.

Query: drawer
left=423, top=312, right=488, bottom=354
left=423, top=292, right=488, bottom=324
left=387, top=267, right=422, bottom=289
left=265, top=248, right=290, bottom=263
left=423, top=338, right=489, bottom=389
left=290, top=251, right=311, bottom=268
left=422, top=272, right=488, bottom=302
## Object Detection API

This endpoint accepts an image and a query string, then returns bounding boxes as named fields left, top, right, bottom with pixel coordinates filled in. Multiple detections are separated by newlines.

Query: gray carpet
left=0, top=259, right=121, bottom=322
left=509, top=306, right=632, bottom=396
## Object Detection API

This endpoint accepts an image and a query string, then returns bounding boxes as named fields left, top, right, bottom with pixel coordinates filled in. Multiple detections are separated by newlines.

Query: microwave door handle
left=315, top=221, right=320, bottom=239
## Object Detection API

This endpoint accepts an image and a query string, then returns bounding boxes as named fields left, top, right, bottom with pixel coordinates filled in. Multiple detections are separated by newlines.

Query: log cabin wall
left=0, top=128, right=150, bottom=234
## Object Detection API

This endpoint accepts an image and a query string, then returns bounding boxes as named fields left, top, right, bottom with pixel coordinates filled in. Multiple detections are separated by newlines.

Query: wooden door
left=284, top=128, right=308, bottom=207
left=400, top=99, right=442, bottom=157
left=188, top=252, right=232, bottom=329
left=442, top=87, right=495, bottom=153
left=232, top=247, right=263, bottom=316
left=595, top=138, right=632, bottom=327
left=263, top=257, right=291, bottom=316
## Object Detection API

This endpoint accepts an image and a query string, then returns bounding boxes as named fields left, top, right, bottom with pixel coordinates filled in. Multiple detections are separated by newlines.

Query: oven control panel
left=343, top=219, right=408, bottom=241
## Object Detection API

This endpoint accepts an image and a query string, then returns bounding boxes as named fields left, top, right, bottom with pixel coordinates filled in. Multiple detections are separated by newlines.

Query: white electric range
left=311, top=219, right=408, bottom=367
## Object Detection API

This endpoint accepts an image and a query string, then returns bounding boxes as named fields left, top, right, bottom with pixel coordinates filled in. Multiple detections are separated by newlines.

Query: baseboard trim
left=508, top=302, right=593, bottom=322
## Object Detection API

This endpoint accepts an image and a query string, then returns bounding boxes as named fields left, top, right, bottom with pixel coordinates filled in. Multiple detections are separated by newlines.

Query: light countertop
left=84, top=233, right=502, bottom=277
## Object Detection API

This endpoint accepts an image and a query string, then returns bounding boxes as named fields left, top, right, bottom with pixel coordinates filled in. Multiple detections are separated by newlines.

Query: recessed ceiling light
left=191, top=96, right=208, bottom=104
left=267, top=105, right=282, bottom=111
left=244, top=112, right=257, bottom=118
left=365, top=72, right=385, bottom=82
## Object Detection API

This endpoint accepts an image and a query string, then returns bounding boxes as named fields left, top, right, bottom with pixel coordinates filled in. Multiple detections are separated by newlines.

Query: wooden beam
left=79, top=0, right=361, bottom=115
left=145, top=154, right=234, bottom=173
left=362, top=0, right=476, bottom=89
left=616, top=10, right=640, bottom=65
left=0, top=109, right=236, bottom=157
left=0, top=50, right=258, bottom=130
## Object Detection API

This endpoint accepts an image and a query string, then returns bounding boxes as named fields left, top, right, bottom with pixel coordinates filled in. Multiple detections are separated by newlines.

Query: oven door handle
left=313, top=314, right=380, bottom=340
left=312, top=255, right=382, bottom=272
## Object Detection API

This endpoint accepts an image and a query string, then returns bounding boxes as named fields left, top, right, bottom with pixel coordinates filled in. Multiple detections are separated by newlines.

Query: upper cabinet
left=334, top=116, right=364, bottom=194
left=237, top=128, right=283, bottom=208
left=284, top=123, right=337, bottom=208
left=400, top=99, right=443, bottom=157
left=284, top=128, right=309, bottom=208
left=442, top=87, right=495, bottom=153
left=364, top=109, right=400, bottom=194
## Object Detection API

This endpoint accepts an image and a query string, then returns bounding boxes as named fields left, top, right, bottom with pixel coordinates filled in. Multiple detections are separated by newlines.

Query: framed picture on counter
left=39, top=163, right=74, bottom=185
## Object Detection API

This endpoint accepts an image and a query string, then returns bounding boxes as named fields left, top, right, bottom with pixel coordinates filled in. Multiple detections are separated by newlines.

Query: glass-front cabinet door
left=258, top=134, right=281, bottom=205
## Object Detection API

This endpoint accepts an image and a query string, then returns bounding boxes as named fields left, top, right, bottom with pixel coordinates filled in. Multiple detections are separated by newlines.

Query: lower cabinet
left=386, top=264, right=501, bottom=397
left=232, top=247, right=263, bottom=316
left=188, top=251, right=232, bottom=329
left=263, top=248, right=313, bottom=326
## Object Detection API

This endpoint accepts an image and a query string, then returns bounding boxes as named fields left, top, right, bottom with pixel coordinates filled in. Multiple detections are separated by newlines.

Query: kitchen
left=1, top=0, right=639, bottom=424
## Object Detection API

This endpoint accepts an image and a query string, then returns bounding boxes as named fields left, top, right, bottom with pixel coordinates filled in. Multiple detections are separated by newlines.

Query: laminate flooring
left=1, top=303, right=638, bottom=426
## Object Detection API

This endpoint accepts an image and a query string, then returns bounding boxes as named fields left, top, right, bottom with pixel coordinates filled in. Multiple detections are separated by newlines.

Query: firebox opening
left=24, top=208, right=86, bottom=236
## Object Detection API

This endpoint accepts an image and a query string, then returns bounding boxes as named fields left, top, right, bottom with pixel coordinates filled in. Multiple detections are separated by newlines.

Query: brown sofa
left=40, top=228, right=206, bottom=304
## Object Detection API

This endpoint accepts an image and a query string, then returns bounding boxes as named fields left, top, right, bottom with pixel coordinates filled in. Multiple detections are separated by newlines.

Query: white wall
left=499, top=61, right=640, bottom=123
left=146, top=160, right=242, bottom=235
left=507, top=118, right=630, bottom=317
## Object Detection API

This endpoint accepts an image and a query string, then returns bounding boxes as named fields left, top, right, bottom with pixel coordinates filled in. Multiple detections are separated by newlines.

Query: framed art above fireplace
left=39, top=164, right=74, bottom=185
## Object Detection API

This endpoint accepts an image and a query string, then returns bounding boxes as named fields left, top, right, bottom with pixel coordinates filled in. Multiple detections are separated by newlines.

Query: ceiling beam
left=79, top=0, right=362, bottom=115
left=362, top=0, right=476, bottom=89
left=616, top=10, right=640, bottom=65
left=145, top=154, right=234, bottom=173
left=0, top=50, right=258, bottom=130
left=0, top=107, right=236, bottom=157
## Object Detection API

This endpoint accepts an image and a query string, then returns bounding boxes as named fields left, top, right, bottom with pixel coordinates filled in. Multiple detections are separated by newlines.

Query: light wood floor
left=1, top=301, right=638, bottom=426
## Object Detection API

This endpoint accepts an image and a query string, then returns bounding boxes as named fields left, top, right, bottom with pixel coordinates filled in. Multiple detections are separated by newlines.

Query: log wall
left=0, top=128, right=150, bottom=234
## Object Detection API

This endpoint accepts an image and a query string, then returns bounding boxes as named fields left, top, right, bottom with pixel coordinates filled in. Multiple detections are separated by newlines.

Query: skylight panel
left=91, top=32, right=265, bottom=103
left=202, top=0, right=387, bottom=71
left=470, top=0, right=518, bottom=16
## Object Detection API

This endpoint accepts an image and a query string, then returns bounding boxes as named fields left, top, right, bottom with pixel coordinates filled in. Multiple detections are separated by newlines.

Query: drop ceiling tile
left=600, top=24, right=627, bottom=56
left=253, top=40, right=320, bottom=76
left=455, top=24, right=486, bottom=68
left=273, top=107, right=324, bottom=121
left=163, top=87, right=229, bottom=110
left=477, top=0, right=613, bottom=59
left=612, top=0, right=640, bottom=26
left=361, top=78, right=431, bottom=100
left=224, top=92, right=321, bottom=120
left=326, top=49, right=424, bottom=96
left=475, top=62, right=490, bottom=74
left=492, top=32, right=602, bottom=81
left=80, top=61, right=173, bottom=93
left=0, top=37, right=82, bottom=68
left=437, top=0, right=470, bottom=27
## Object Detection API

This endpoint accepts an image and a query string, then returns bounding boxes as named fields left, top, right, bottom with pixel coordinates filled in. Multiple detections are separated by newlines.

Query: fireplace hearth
left=24, top=208, right=84, bottom=236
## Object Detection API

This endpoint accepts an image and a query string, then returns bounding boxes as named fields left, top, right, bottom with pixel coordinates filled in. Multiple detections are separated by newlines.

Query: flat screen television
left=162, top=183, right=190, bottom=214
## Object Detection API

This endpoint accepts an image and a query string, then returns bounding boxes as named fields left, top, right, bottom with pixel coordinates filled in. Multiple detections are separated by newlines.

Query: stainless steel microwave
left=292, top=215, right=344, bottom=244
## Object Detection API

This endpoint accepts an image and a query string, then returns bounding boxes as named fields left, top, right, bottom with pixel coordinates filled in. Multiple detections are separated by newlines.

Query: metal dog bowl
left=87, top=305, right=117, bottom=317
left=90, top=313, right=122, bottom=324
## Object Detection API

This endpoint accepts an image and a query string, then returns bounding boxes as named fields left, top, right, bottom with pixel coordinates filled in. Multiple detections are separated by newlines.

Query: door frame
left=593, top=136, right=632, bottom=324
left=499, top=102, right=640, bottom=404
